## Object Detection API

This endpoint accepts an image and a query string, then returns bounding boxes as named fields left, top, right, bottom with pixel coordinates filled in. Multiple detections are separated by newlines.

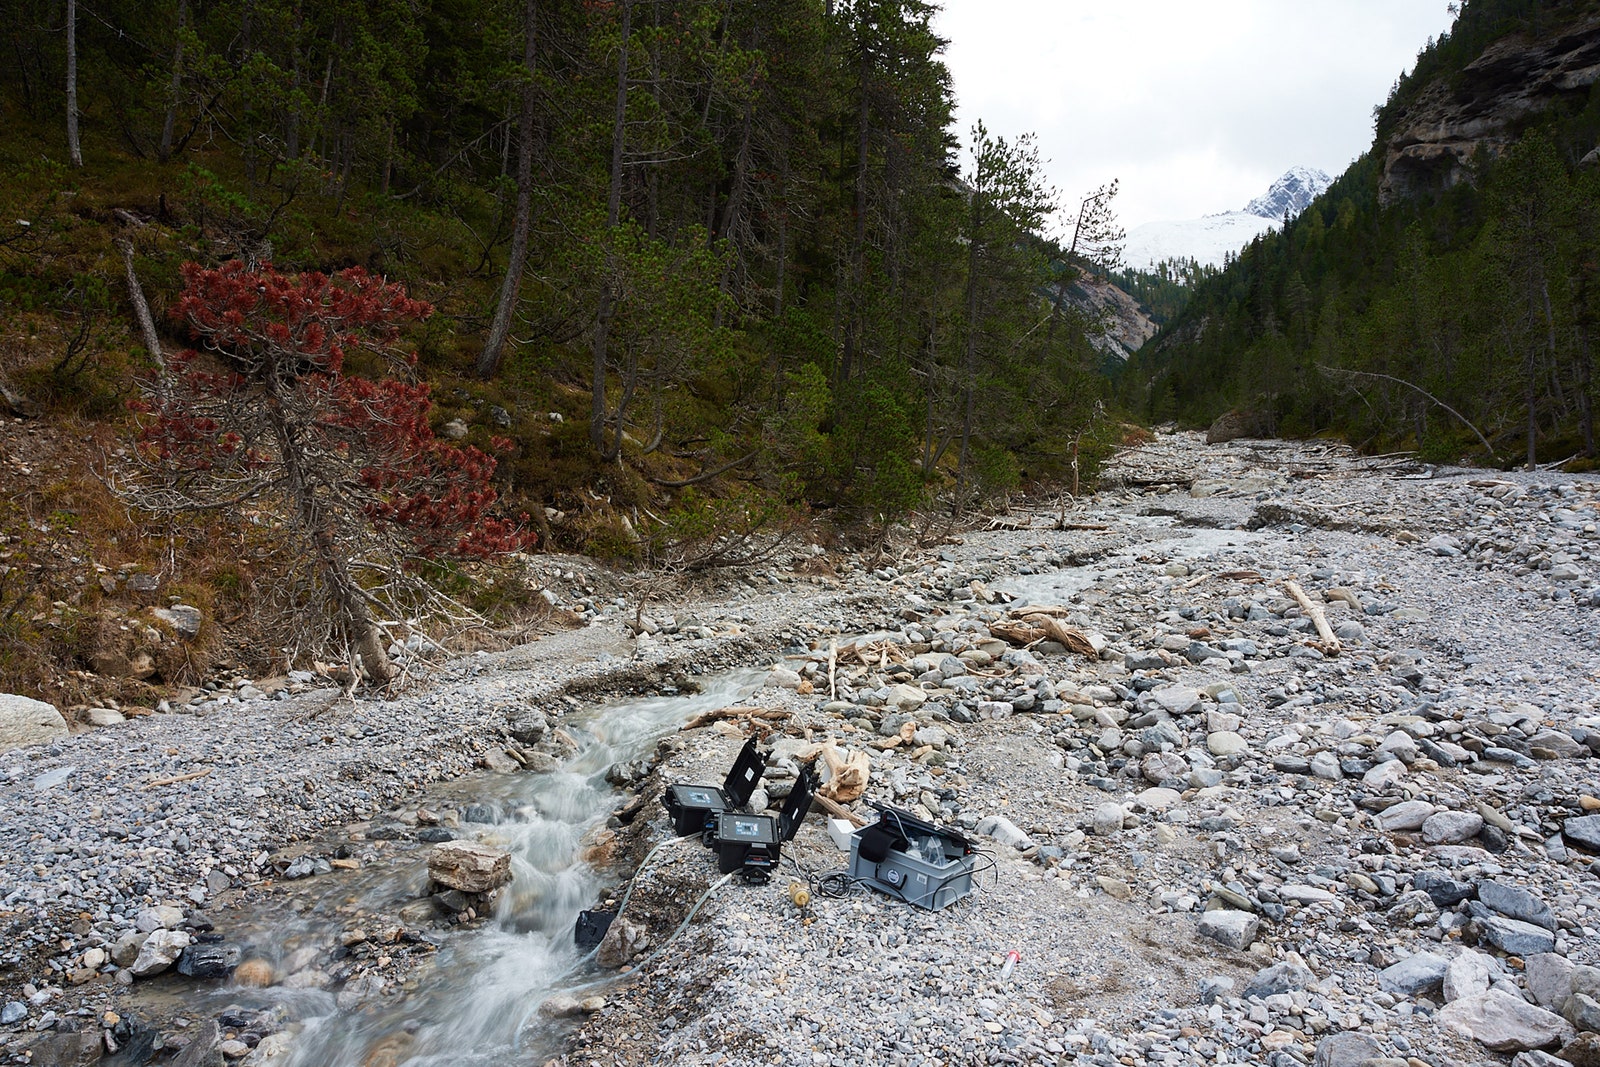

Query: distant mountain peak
left=1123, top=168, right=1335, bottom=271
left=1244, top=166, right=1332, bottom=220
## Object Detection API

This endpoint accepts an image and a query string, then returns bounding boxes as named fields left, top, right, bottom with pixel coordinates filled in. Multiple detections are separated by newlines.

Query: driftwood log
left=682, top=705, right=791, bottom=730
left=989, top=608, right=1098, bottom=657
left=813, top=794, right=867, bottom=827
left=1284, top=580, right=1342, bottom=656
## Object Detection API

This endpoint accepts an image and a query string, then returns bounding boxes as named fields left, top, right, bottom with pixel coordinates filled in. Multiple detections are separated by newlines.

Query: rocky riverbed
left=3, top=431, right=1600, bottom=1067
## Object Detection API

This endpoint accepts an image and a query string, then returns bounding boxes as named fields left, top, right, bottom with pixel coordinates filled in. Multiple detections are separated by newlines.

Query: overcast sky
left=934, top=0, right=1459, bottom=229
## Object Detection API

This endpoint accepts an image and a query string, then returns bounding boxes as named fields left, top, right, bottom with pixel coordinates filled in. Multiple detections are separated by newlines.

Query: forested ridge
left=0, top=0, right=1119, bottom=698
left=1122, top=0, right=1600, bottom=468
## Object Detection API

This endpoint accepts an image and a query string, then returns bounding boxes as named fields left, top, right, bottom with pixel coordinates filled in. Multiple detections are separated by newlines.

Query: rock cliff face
left=1054, top=276, right=1158, bottom=363
left=1379, top=16, right=1600, bottom=204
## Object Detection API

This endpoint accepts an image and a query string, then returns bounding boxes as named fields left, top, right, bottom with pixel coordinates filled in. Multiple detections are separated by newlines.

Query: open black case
left=712, top=765, right=819, bottom=879
left=660, top=735, right=766, bottom=837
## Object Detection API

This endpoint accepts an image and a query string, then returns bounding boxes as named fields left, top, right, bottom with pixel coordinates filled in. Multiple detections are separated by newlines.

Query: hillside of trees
left=0, top=0, right=1120, bottom=699
left=1121, top=0, right=1600, bottom=468
left=1106, top=258, right=1218, bottom=330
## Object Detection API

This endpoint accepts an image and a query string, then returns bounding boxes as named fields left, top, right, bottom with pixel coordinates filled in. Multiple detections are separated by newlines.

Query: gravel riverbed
left=4, top=431, right=1600, bottom=1067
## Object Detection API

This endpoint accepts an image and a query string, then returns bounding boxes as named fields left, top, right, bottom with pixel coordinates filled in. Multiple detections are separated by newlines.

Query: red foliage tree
left=130, top=260, right=533, bottom=684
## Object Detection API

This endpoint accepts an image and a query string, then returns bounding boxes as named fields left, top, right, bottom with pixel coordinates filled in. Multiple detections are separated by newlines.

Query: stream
left=143, top=669, right=765, bottom=1066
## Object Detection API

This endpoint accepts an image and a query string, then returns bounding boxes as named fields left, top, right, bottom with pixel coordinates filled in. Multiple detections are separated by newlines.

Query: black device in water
left=573, top=909, right=615, bottom=950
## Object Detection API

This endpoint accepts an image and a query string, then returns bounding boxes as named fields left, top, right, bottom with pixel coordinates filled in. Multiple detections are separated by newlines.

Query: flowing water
left=161, top=669, right=764, bottom=1066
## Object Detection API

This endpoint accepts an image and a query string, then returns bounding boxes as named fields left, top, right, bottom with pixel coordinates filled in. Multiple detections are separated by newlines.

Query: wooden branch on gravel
left=144, top=768, right=212, bottom=789
left=992, top=611, right=1097, bottom=656
left=683, top=705, right=791, bottom=730
left=1284, top=580, right=1342, bottom=656
left=812, top=794, right=867, bottom=826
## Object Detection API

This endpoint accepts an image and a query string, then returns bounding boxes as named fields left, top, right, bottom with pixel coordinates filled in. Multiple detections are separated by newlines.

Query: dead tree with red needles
left=126, top=261, right=533, bottom=685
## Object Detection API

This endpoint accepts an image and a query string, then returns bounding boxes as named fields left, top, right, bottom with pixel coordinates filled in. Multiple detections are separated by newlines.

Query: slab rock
left=1478, top=879, right=1556, bottom=930
left=1197, top=909, right=1258, bottom=950
left=1378, top=951, right=1449, bottom=996
left=1444, top=949, right=1496, bottom=1003
left=1563, top=814, right=1600, bottom=851
left=1436, top=989, right=1574, bottom=1052
left=0, top=694, right=68, bottom=752
left=1524, top=953, right=1575, bottom=1010
left=1314, top=1032, right=1383, bottom=1067
left=1481, top=915, right=1557, bottom=956
left=427, top=841, right=512, bottom=894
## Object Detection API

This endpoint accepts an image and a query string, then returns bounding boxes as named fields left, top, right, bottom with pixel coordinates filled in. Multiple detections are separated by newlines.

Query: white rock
left=1435, top=990, right=1573, bottom=1052
left=1279, top=884, right=1339, bottom=906
left=765, top=667, right=804, bottom=690
left=1198, top=910, right=1259, bottom=950
left=1375, top=799, right=1436, bottom=831
left=135, top=905, right=186, bottom=932
left=427, top=841, right=512, bottom=893
left=1377, top=730, right=1418, bottom=763
left=1444, top=950, right=1496, bottom=1003
left=1421, top=810, right=1484, bottom=845
left=1206, top=731, right=1247, bottom=757
left=975, top=814, right=1034, bottom=850
left=1092, top=802, right=1126, bottom=835
left=884, top=684, right=927, bottom=711
left=0, top=694, right=68, bottom=752
left=130, top=929, right=190, bottom=977
left=1153, top=686, right=1200, bottom=715
left=1136, top=787, right=1182, bottom=811
left=1362, top=759, right=1407, bottom=790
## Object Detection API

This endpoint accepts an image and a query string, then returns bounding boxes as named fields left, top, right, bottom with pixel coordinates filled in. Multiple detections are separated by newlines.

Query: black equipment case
left=714, top=765, right=819, bottom=877
left=661, top=735, right=765, bottom=837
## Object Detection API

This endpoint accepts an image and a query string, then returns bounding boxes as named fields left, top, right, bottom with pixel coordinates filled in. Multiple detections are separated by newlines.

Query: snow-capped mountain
left=1122, top=213, right=1275, bottom=272
left=1122, top=167, right=1333, bottom=271
left=1244, top=165, right=1332, bottom=220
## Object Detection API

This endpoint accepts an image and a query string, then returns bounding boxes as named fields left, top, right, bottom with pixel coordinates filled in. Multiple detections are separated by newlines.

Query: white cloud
left=935, top=0, right=1457, bottom=228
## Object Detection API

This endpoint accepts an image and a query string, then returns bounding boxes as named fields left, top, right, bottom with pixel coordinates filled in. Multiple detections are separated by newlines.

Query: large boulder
left=595, top=915, right=648, bottom=969
left=130, top=929, right=191, bottom=978
left=1206, top=411, right=1263, bottom=445
left=1436, top=989, right=1573, bottom=1053
left=0, top=694, right=68, bottom=752
left=427, top=841, right=512, bottom=894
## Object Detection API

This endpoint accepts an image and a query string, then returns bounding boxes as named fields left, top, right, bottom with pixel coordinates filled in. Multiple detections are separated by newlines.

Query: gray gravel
left=572, top=433, right=1600, bottom=1067
left=4, top=431, right=1600, bottom=1067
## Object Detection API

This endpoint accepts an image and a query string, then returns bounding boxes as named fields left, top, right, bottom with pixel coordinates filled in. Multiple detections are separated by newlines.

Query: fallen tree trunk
left=683, top=705, right=791, bottom=730
left=1285, top=579, right=1341, bottom=656
left=990, top=610, right=1098, bottom=657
